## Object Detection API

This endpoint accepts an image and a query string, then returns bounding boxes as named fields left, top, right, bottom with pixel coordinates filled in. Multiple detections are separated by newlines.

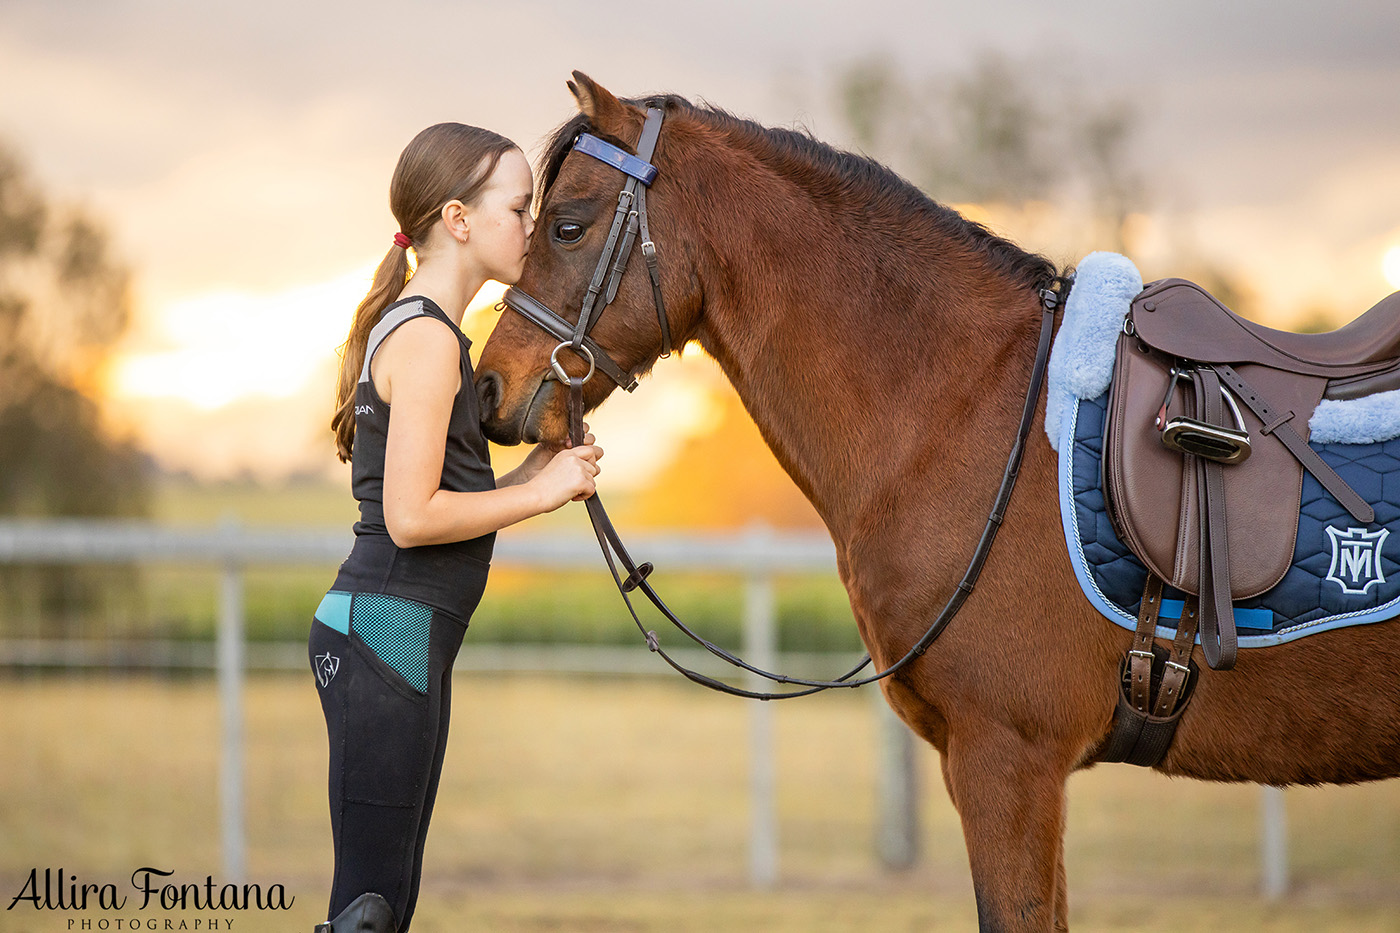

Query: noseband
left=501, top=106, right=672, bottom=391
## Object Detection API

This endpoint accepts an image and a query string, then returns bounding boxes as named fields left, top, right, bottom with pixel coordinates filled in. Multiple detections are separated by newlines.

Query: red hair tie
left=393, top=232, right=412, bottom=249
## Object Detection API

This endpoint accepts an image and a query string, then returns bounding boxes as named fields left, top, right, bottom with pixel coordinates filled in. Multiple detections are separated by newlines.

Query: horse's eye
left=554, top=221, right=585, bottom=244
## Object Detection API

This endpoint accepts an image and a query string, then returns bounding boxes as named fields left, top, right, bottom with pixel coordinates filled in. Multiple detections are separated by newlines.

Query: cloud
left=7, top=0, right=1400, bottom=481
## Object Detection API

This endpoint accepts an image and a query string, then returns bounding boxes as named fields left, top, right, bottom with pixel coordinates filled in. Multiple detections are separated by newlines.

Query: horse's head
left=477, top=72, right=703, bottom=445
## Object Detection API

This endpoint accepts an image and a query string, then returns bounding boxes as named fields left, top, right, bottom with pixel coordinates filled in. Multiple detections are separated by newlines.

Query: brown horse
left=476, top=72, right=1400, bottom=931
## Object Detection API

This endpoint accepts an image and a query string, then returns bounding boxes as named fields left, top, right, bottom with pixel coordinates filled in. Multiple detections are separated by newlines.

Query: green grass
left=1, top=674, right=1397, bottom=932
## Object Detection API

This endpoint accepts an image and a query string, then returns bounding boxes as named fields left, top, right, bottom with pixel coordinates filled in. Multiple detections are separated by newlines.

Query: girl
left=308, top=124, right=601, bottom=933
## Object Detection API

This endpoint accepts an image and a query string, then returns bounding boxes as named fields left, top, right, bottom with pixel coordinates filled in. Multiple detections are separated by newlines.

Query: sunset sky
left=2, top=0, right=1398, bottom=484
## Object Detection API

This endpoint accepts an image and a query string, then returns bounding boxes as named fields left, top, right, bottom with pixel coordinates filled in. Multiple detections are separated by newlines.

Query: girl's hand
left=529, top=442, right=604, bottom=511
left=518, top=423, right=595, bottom=484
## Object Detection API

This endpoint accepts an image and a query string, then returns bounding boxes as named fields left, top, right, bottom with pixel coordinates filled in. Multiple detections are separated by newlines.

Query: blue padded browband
left=574, top=133, right=658, bottom=185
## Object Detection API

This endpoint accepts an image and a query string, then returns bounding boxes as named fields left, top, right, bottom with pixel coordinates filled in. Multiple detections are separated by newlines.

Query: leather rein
left=502, top=106, right=1064, bottom=699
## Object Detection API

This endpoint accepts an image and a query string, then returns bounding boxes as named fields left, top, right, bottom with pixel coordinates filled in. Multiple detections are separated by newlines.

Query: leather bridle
left=501, top=106, right=672, bottom=393
left=500, top=104, right=1067, bottom=699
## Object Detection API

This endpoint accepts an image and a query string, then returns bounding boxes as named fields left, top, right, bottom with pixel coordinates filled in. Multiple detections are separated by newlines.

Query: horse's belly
left=1157, top=621, right=1400, bottom=786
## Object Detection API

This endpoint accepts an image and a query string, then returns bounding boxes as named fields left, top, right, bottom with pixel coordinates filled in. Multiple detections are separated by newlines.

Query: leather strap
left=1098, top=575, right=1200, bottom=766
left=502, top=286, right=638, bottom=390
left=1154, top=597, right=1199, bottom=718
left=1193, top=369, right=1237, bottom=670
left=602, top=208, right=640, bottom=306
left=1128, top=576, right=1163, bottom=713
left=1214, top=363, right=1373, bottom=524
left=637, top=186, right=672, bottom=357
left=573, top=186, right=641, bottom=348
left=573, top=133, right=660, bottom=185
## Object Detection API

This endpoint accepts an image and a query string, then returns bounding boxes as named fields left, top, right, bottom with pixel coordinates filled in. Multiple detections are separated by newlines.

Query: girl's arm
left=376, top=318, right=600, bottom=548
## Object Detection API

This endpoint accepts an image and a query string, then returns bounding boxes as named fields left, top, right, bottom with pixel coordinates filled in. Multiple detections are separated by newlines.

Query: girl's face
left=469, top=148, right=535, bottom=284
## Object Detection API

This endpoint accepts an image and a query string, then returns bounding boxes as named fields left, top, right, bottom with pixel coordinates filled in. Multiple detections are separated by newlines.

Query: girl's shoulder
left=371, top=296, right=465, bottom=354
left=366, top=297, right=466, bottom=402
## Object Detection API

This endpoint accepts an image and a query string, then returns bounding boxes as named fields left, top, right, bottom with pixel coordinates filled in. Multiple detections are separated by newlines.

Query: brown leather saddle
left=1103, top=278, right=1400, bottom=671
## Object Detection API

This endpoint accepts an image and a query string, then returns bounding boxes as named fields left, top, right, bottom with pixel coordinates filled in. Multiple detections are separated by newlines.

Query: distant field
left=2, top=673, right=1398, bottom=932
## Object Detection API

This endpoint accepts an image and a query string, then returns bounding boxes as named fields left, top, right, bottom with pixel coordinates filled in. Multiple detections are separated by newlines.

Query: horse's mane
left=537, top=94, right=1058, bottom=292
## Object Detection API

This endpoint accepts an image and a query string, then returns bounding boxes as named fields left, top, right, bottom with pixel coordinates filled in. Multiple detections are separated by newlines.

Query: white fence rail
left=0, top=518, right=904, bottom=887
left=0, top=518, right=1286, bottom=894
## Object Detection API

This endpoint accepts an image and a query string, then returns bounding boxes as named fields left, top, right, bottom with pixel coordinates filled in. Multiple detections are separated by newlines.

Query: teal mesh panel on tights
left=350, top=593, right=432, bottom=692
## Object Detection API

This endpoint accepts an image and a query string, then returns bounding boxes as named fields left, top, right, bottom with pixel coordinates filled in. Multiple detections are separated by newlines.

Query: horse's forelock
left=536, top=94, right=694, bottom=207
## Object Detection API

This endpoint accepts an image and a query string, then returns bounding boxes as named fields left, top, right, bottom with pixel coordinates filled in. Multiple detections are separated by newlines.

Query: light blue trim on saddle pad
left=1047, top=252, right=1400, bottom=645
left=314, top=590, right=351, bottom=635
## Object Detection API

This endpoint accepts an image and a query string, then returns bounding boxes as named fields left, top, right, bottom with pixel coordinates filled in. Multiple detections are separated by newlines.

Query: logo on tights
left=314, top=652, right=341, bottom=687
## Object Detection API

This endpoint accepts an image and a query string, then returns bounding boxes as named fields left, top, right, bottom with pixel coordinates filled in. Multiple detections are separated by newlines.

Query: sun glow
left=1384, top=246, right=1400, bottom=291
left=113, top=273, right=511, bottom=410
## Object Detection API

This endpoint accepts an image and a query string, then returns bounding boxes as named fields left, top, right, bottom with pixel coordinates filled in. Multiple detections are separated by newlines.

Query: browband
left=573, top=134, right=659, bottom=185
left=502, top=107, right=667, bottom=392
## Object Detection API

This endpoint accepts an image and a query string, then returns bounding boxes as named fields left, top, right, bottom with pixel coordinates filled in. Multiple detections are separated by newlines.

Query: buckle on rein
left=1155, top=364, right=1253, bottom=465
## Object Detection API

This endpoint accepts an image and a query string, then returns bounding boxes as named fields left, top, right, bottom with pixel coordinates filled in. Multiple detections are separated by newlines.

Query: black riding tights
left=308, top=599, right=466, bottom=932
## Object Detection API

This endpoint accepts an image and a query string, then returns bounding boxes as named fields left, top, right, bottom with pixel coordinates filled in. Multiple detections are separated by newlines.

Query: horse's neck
left=688, top=179, right=1042, bottom=541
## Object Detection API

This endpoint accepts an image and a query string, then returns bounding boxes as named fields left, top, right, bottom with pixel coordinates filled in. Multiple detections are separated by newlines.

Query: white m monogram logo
left=1325, top=526, right=1390, bottom=596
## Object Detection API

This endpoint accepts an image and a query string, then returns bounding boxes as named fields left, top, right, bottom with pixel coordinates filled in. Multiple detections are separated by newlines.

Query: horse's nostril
left=475, top=370, right=503, bottom=420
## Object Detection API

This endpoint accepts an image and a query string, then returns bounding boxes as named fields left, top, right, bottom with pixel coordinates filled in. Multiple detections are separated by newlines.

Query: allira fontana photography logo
left=7, top=866, right=294, bottom=930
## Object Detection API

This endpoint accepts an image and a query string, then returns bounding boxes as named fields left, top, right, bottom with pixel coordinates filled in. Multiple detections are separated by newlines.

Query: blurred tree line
left=635, top=54, right=1159, bottom=531
left=0, top=142, right=152, bottom=633
left=829, top=51, right=1145, bottom=254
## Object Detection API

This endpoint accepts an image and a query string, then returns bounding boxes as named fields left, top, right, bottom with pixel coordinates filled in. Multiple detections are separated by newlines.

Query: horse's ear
left=568, top=71, right=632, bottom=130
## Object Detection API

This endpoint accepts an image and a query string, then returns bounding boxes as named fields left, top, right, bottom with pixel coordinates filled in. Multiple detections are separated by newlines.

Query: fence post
left=1261, top=785, right=1287, bottom=899
left=744, top=524, right=778, bottom=888
left=874, top=692, right=920, bottom=869
left=217, top=516, right=247, bottom=881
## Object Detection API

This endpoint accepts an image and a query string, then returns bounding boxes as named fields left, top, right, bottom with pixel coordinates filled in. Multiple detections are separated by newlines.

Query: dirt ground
left=3, top=673, right=1398, bottom=931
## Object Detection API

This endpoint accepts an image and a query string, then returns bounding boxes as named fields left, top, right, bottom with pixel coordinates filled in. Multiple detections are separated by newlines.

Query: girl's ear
left=440, top=200, right=470, bottom=243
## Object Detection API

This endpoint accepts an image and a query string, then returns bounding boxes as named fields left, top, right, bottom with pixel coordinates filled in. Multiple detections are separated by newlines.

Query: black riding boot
left=314, top=892, right=398, bottom=932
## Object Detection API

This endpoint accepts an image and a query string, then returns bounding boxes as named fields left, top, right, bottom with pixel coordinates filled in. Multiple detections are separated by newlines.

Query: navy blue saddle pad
left=1060, top=390, right=1400, bottom=644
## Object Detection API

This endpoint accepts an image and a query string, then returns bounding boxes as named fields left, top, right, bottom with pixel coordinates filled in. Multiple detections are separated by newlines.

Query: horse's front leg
left=945, top=724, right=1072, bottom=933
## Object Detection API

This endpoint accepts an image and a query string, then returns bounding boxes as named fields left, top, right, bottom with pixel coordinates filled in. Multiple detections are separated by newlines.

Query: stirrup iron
left=1159, top=367, right=1252, bottom=464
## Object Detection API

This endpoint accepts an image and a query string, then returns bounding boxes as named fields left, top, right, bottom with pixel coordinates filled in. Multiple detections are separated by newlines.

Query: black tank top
left=331, top=296, right=495, bottom=621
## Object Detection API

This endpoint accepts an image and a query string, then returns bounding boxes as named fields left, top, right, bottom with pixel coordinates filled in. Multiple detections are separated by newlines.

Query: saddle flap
left=1105, top=334, right=1325, bottom=598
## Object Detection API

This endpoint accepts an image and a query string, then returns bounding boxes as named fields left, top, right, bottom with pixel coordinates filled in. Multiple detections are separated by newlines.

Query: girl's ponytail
left=330, top=242, right=412, bottom=462
left=329, top=123, right=516, bottom=463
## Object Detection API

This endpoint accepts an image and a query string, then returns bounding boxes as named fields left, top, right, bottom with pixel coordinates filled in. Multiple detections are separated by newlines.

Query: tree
left=0, top=143, right=152, bottom=633
left=830, top=52, right=1147, bottom=253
